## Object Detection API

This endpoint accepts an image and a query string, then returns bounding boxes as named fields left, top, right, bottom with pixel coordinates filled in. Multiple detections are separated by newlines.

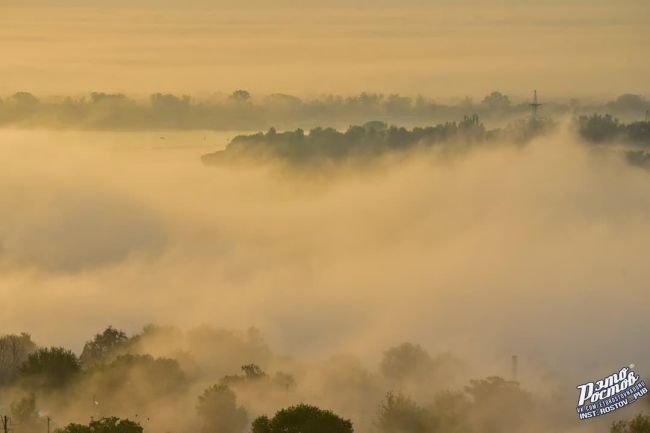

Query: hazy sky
left=1, top=0, right=648, bottom=98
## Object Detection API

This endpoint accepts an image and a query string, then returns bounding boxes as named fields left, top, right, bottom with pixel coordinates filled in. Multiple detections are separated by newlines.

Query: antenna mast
left=530, top=90, right=542, bottom=117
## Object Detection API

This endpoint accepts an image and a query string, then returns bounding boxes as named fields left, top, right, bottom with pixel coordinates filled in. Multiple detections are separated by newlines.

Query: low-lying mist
left=1, top=125, right=649, bottom=432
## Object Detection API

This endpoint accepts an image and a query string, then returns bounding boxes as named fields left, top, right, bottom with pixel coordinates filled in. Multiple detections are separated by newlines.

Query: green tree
left=241, top=364, right=266, bottom=380
left=89, top=418, right=142, bottom=433
left=87, top=354, right=187, bottom=413
left=56, top=417, right=142, bottom=433
left=578, top=114, right=622, bottom=142
left=11, top=92, right=39, bottom=106
left=380, top=343, right=433, bottom=382
left=0, top=333, right=37, bottom=385
left=607, top=94, right=648, bottom=113
left=251, top=417, right=271, bottom=433
left=222, top=364, right=269, bottom=386
left=80, top=326, right=129, bottom=367
left=612, top=414, right=650, bottom=433
left=230, top=90, right=251, bottom=103
left=376, top=392, right=436, bottom=433
left=252, top=404, right=353, bottom=433
left=56, top=424, right=90, bottom=433
left=481, top=91, right=511, bottom=110
left=465, top=376, right=531, bottom=433
left=19, top=347, right=80, bottom=389
left=197, top=384, right=248, bottom=433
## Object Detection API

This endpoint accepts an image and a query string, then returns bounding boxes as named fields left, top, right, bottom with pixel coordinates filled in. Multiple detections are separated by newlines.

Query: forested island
left=201, top=115, right=650, bottom=166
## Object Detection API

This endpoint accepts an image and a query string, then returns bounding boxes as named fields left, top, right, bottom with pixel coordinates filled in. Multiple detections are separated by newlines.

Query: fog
left=1, top=120, right=649, bottom=433
left=2, top=0, right=649, bottom=430
left=1, top=124, right=649, bottom=363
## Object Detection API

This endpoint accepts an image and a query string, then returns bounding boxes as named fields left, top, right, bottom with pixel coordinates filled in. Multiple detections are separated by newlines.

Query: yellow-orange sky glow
left=1, top=0, right=648, bottom=98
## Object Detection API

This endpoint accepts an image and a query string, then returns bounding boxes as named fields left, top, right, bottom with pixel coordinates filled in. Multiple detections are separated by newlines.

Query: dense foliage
left=80, top=326, right=130, bottom=367
left=196, top=385, right=248, bottom=433
left=578, top=114, right=650, bottom=145
left=202, top=116, right=521, bottom=164
left=56, top=417, right=142, bottom=433
left=201, top=115, right=650, bottom=167
left=0, top=334, right=37, bottom=385
left=252, top=404, right=353, bottom=433
left=19, top=347, right=80, bottom=389
left=0, top=327, right=647, bottom=433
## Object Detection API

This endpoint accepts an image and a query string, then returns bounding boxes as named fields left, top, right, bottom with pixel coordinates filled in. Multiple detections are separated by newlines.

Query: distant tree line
left=578, top=114, right=650, bottom=145
left=0, top=90, right=648, bottom=131
left=577, top=114, right=650, bottom=168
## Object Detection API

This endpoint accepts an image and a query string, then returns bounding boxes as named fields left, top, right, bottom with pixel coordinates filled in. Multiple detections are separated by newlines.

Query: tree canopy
left=376, top=392, right=437, bottom=433
left=19, top=347, right=80, bottom=389
left=0, top=333, right=37, bottom=385
left=252, top=404, right=353, bottom=433
left=56, top=417, right=142, bottom=433
left=380, top=343, right=433, bottom=382
left=197, top=384, right=248, bottom=433
left=80, top=326, right=130, bottom=367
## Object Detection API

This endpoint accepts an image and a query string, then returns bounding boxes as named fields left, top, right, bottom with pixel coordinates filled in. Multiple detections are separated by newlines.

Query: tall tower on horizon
left=530, top=90, right=542, bottom=117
